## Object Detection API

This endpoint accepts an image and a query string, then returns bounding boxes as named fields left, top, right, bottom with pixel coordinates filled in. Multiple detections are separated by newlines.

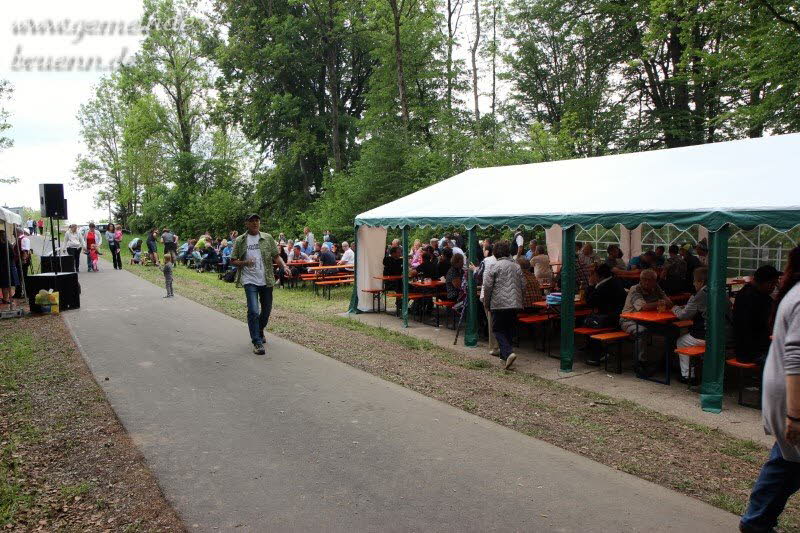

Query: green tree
left=210, top=0, right=375, bottom=224
left=73, top=77, right=129, bottom=224
left=0, top=80, right=15, bottom=185
left=505, top=0, right=626, bottom=156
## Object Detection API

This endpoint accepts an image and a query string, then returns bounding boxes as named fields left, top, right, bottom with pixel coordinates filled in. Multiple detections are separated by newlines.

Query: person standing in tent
left=741, top=246, right=800, bottom=532
left=482, top=240, right=524, bottom=370
left=231, top=214, right=291, bottom=355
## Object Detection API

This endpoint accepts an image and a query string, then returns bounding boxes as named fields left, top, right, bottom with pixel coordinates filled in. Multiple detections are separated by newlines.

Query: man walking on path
left=231, top=214, right=290, bottom=355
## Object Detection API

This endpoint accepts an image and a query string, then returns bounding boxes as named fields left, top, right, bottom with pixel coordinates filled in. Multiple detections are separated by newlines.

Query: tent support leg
left=701, top=225, right=729, bottom=413
left=348, top=225, right=360, bottom=313
left=559, top=226, right=576, bottom=372
left=465, top=228, right=478, bottom=347
left=402, top=227, right=409, bottom=328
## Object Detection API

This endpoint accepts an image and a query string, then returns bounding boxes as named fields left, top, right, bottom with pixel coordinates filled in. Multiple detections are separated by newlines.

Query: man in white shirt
left=18, top=228, right=31, bottom=278
left=287, top=244, right=310, bottom=262
left=514, top=230, right=524, bottom=257
left=231, top=214, right=291, bottom=355
left=339, top=241, right=355, bottom=271
left=304, top=227, right=315, bottom=250
left=449, top=241, right=466, bottom=259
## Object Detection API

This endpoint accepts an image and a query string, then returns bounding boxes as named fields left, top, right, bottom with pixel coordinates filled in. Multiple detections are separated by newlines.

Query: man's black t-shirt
left=416, top=260, right=438, bottom=279
left=383, top=255, right=403, bottom=276
left=733, top=283, right=773, bottom=361
left=320, top=249, right=337, bottom=266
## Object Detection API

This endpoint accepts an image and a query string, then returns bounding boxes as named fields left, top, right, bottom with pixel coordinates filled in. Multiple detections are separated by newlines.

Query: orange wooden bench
left=517, top=314, right=551, bottom=352
left=362, top=288, right=386, bottom=312
left=433, top=299, right=456, bottom=328
left=590, top=331, right=632, bottom=373
left=675, top=345, right=705, bottom=389
left=315, top=278, right=354, bottom=299
left=727, top=358, right=761, bottom=408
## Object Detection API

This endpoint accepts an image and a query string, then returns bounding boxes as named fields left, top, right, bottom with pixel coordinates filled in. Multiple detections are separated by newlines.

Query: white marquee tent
left=351, top=133, right=800, bottom=412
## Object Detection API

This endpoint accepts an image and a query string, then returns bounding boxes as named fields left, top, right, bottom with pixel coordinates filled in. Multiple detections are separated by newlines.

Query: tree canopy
left=72, top=0, right=800, bottom=239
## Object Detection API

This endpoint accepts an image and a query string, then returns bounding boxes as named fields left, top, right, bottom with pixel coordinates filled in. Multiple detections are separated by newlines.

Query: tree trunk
left=490, top=0, right=497, bottom=121
left=326, top=0, right=343, bottom=172
left=388, top=0, right=410, bottom=125
left=470, top=0, right=480, bottom=124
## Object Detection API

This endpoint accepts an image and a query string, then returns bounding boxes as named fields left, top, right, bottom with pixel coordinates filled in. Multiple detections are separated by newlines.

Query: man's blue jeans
left=244, top=284, right=273, bottom=346
left=741, top=443, right=800, bottom=531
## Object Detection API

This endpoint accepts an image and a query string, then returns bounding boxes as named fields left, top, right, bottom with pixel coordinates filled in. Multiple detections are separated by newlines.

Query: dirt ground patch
left=0, top=313, right=184, bottom=532
left=118, top=261, right=800, bottom=530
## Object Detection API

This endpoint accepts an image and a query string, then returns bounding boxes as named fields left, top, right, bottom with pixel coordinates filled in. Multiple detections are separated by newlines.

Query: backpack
left=220, top=269, right=236, bottom=283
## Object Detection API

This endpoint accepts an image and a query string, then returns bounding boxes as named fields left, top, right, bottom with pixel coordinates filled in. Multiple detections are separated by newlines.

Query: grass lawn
left=0, top=315, right=183, bottom=530
left=108, top=235, right=798, bottom=529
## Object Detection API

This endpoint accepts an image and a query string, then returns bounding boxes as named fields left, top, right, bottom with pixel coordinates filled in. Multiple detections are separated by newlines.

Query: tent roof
left=0, top=206, right=22, bottom=226
left=355, top=133, right=800, bottom=232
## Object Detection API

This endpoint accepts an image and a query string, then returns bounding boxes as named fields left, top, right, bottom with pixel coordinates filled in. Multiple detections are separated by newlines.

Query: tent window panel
left=575, top=224, right=621, bottom=259
left=728, top=225, right=799, bottom=278
left=640, top=224, right=701, bottom=250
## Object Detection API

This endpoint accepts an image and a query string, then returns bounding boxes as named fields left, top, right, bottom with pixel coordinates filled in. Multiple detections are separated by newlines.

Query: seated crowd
left=380, top=231, right=786, bottom=380
left=128, top=226, right=356, bottom=285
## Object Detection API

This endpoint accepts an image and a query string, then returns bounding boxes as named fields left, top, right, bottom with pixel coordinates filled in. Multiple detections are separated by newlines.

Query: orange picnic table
left=620, top=310, right=679, bottom=385
left=532, top=297, right=586, bottom=309
left=620, top=310, right=678, bottom=324
left=411, top=280, right=445, bottom=289
left=306, top=265, right=345, bottom=272
left=616, top=270, right=644, bottom=280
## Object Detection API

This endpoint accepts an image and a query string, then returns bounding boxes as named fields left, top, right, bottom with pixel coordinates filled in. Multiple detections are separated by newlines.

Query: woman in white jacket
left=61, top=224, right=83, bottom=274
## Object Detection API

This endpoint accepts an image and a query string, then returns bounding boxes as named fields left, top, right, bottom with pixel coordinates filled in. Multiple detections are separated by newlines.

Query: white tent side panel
left=356, top=226, right=388, bottom=312
left=0, top=206, right=22, bottom=226
left=544, top=225, right=562, bottom=263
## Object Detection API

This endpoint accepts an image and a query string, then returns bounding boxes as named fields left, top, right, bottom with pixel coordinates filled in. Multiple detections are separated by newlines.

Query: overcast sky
left=0, top=1, right=501, bottom=224
left=0, top=0, right=145, bottom=223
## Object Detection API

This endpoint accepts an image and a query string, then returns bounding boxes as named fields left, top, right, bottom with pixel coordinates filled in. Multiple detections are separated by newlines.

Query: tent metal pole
left=464, top=228, right=478, bottom=347
left=402, top=226, right=409, bottom=328
left=347, top=225, right=359, bottom=314
left=559, top=226, right=576, bottom=372
left=701, top=225, right=729, bottom=413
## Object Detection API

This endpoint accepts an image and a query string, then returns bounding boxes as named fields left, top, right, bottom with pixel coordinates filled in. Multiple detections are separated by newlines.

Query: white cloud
left=0, top=0, right=145, bottom=222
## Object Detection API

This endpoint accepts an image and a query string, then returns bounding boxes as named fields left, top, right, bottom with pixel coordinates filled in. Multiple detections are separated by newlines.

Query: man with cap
left=231, top=214, right=291, bottom=355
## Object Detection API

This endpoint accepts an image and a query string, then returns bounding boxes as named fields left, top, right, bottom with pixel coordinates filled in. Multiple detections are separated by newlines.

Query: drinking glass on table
left=657, top=300, right=666, bottom=313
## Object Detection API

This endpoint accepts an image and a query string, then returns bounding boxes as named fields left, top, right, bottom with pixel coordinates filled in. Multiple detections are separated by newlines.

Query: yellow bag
left=49, top=292, right=60, bottom=314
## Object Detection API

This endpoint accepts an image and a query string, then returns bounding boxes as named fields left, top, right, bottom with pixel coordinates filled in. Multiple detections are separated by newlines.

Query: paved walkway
left=62, top=262, right=739, bottom=532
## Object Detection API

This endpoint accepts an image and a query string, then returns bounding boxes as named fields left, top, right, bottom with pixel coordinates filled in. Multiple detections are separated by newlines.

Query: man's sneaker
left=253, top=344, right=266, bottom=355
left=504, top=353, right=517, bottom=370
left=489, top=349, right=500, bottom=357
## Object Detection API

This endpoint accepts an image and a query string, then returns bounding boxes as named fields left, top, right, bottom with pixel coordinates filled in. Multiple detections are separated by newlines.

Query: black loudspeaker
left=26, top=272, right=81, bottom=311
left=39, top=183, right=67, bottom=219
left=40, top=255, right=75, bottom=274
